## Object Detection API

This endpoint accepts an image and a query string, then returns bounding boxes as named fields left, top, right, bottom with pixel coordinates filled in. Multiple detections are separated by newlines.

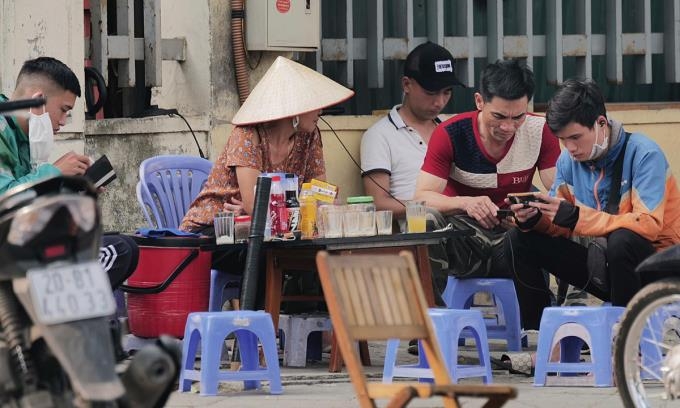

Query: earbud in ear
left=599, top=121, right=605, bottom=127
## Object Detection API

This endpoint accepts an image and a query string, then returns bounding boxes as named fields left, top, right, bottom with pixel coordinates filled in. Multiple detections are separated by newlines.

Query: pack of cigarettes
left=310, top=179, right=338, bottom=203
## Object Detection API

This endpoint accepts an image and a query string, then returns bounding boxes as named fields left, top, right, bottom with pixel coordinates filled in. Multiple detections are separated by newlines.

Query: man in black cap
left=360, top=42, right=463, bottom=222
left=413, top=59, right=560, bottom=281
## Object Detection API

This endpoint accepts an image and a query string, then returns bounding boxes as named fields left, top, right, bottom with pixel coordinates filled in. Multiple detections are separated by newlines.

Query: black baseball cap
left=404, top=42, right=464, bottom=91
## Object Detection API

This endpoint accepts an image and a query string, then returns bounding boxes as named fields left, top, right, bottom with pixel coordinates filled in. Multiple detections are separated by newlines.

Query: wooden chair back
left=316, top=250, right=517, bottom=408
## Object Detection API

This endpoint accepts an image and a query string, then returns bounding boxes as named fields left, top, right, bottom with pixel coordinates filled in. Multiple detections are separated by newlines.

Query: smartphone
left=507, top=192, right=547, bottom=206
left=496, top=209, right=514, bottom=218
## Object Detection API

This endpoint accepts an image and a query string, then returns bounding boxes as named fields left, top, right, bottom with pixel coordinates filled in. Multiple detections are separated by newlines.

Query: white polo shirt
left=360, top=105, right=441, bottom=200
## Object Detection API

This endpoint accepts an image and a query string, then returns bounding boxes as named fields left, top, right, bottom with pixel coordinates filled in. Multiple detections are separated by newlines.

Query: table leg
left=264, top=249, right=283, bottom=332
left=329, top=333, right=371, bottom=373
left=415, top=245, right=435, bottom=307
left=359, top=341, right=371, bottom=367
left=329, top=332, right=342, bottom=373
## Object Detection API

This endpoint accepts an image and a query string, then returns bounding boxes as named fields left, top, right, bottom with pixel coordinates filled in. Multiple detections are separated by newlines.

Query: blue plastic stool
left=179, top=311, right=283, bottom=396
left=208, top=269, right=242, bottom=311
left=442, top=277, right=524, bottom=351
left=278, top=314, right=331, bottom=367
left=533, top=306, right=625, bottom=387
left=382, top=308, right=493, bottom=384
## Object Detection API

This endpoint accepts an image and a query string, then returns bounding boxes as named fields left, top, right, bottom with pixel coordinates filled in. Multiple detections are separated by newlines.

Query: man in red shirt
left=414, top=59, right=560, bottom=279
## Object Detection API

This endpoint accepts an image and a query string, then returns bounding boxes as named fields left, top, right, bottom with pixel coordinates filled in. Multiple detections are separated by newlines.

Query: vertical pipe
left=231, top=0, right=250, bottom=104
left=240, top=176, right=272, bottom=310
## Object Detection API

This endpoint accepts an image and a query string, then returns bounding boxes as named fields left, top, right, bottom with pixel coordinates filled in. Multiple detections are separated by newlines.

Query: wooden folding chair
left=315, top=250, right=517, bottom=408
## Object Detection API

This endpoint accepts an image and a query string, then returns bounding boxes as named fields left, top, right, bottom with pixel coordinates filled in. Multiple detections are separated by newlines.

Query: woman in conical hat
left=180, top=56, right=353, bottom=233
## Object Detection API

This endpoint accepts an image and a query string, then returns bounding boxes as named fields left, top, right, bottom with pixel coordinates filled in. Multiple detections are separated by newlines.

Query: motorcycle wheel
left=614, top=278, right=680, bottom=407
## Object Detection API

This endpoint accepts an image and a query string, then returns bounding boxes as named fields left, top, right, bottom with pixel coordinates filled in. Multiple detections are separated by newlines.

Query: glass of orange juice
left=406, top=200, right=427, bottom=233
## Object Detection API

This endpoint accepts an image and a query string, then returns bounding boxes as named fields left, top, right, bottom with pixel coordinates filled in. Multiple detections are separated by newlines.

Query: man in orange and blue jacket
left=506, top=78, right=680, bottom=330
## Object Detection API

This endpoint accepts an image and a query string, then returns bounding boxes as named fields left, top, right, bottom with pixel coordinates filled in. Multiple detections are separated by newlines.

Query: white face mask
left=28, top=108, right=54, bottom=167
left=587, top=120, right=609, bottom=161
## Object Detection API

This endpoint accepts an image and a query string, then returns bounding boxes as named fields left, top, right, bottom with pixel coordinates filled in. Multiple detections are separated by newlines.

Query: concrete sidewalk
left=166, top=338, right=625, bottom=408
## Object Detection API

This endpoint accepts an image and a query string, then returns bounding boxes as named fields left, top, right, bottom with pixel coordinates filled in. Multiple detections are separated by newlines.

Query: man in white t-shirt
left=360, top=42, right=464, bottom=220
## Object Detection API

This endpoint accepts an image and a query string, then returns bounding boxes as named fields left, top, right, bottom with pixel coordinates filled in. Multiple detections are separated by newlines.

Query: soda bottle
left=299, top=182, right=317, bottom=239
left=269, top=175, right=288, bottom=236
left=284, top=173, right=300, bottom=232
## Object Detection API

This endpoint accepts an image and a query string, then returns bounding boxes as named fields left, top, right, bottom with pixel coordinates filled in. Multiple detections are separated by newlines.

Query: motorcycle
left=614, top=245, right=680, bottom=407
left=0, top=175, right=179, bottom=407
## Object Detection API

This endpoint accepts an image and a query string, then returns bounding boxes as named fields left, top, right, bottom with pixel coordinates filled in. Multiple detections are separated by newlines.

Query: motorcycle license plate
left=28, top=261, right=116, bottom=325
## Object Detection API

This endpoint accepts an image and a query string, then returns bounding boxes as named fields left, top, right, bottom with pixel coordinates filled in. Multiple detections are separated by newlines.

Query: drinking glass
left=318, top=205, right=344, bottom=238
left=214, top=212, right=235, bottom=244
left=405, top=201, right=427, bottom=233
left=342, top=209, right=362, bottom=237
left=375, top=210, right=393, bottom=235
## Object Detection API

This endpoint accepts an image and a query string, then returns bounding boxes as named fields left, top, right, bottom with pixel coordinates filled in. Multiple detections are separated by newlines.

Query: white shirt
left=360, top=104, right=440, bottom=200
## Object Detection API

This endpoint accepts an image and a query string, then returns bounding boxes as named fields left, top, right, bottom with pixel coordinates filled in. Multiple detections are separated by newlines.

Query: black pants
left=505, top=227, right=655, bottom=330
left=428, top=212, right=514, bottom=306
left=100, top=234, right=139, bottom=289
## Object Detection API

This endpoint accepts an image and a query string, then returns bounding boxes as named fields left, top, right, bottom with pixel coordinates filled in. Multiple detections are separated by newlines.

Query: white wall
left=0, top=0, right=85, bottom=135
left=151, top=0, right=212, bottom=117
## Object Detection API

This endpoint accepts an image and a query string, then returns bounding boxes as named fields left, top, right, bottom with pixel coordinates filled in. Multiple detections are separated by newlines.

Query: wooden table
left=211, top=229, right=472, bottom=372
left=263, top=230, right=472, bottom=330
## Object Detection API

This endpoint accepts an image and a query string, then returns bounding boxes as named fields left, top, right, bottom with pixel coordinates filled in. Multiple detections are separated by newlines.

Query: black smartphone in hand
left=496, top=209, right=514, bottom=218
left=507, top=192, right=547, bottom=207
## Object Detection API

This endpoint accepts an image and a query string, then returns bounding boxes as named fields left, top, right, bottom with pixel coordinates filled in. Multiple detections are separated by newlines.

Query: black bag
left=586, top=236, right=609, bottom=292
left=585, top=131, right=630, bottom=293
left=446, top=215, right=506, bottom=278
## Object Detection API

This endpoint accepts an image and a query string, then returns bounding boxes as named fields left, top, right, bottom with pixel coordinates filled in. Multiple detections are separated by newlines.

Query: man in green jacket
left=0, top=56, right=137, bottom=290
left=0, top=57, right=91, bottom=191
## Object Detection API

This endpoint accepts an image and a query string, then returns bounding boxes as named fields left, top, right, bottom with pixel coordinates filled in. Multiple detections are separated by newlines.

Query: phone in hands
left=507, top=192, right=547, bottom=208
left=496, top=209, right=514, bottom=219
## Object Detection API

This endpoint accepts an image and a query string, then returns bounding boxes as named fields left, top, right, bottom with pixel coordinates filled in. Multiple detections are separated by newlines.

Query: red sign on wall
left=276, top=0, right=291, bottom=13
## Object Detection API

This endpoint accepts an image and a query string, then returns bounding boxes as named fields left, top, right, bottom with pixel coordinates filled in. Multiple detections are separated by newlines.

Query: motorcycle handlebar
left=0, top=98, right=46, bottom=113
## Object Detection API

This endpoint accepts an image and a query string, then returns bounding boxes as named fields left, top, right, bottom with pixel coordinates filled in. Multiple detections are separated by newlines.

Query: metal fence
left=311, top=0, right=680, bottom=114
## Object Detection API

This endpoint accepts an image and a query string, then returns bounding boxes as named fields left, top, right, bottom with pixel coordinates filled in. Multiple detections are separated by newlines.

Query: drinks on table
left=299, top=183, right=317, bottom=239
left=406, top=200, right=427, bottom=233
left=269, top=175, right=288, bottom=236
left=344, top=196, right=376, bottom=237
left=375, top=210, right=393, bottom=235
left=284, top=173, right=300, bottom=233
left=214, top=211, right=235, bottom=244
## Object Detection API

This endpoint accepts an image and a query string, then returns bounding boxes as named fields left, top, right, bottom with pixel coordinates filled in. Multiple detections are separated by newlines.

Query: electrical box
left=245, top=0, right=320, bottom=51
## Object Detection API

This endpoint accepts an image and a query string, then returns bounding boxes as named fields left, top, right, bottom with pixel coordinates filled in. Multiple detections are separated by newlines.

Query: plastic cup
left=343, top=210, right=362, bottom=237
left=214, top=212, right=235, bottom=244
left=406, top=201, right=427, bottom=233
left=376, top=210, right=393, bottom=235
left=319, top=205, right=344, bottom=238
left=325, top=209, right=344, bottom=238
left=357, top=211, right=376, bottom=236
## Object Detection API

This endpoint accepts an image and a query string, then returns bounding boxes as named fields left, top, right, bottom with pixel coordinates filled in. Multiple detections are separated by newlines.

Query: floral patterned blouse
left=180, top=125, right=325, bottom=232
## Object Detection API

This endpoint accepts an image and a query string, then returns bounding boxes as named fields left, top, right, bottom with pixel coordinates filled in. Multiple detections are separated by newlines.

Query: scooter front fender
left=636, top=244, right=680, bottom=284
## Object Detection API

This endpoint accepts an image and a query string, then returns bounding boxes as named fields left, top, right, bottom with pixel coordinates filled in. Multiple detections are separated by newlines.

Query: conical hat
left=231, top=56, right=354, bottom=125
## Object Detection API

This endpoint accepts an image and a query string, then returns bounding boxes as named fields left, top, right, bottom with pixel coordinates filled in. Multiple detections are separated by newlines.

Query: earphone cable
left=318, top=115, right=406, bottom=208
left=169, top=111, right=206, bottom=159
left=507, top=230, right=570, bottom=300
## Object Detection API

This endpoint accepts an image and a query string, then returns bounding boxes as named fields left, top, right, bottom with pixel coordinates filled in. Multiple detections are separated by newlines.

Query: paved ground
left=165, top=336, right=626, bottom=408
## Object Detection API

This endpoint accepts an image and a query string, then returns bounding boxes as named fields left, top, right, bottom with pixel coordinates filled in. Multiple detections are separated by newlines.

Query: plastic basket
left=123, top=236, right=212, bottom=338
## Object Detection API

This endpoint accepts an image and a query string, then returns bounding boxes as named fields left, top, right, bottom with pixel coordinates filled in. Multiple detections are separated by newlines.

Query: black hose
left=240, top=176, right=271, bottom=310
left=0, top=282, right=37, bottom=392
left=84, top=66, right=107, bottom=119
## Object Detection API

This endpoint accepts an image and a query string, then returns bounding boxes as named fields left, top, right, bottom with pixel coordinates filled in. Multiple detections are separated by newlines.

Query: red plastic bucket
left=124, top=236, right=212, bottom=338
